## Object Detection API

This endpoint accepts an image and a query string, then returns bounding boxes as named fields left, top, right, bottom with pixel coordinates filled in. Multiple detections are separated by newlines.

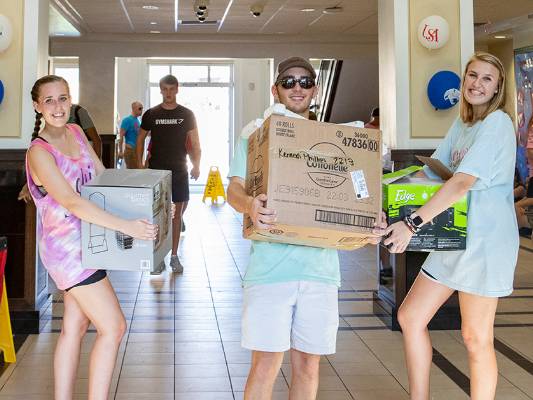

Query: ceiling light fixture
left=142, top=5, right=159, bottom=10
left=150, top=21, right=158, bottom=25
left=494, top=35, right=507, bottom=39
left=150, top=30, right=160, bottom=33
left=198, top=9, right=208, bottom=22
left=300, top=8, right=315, bottom=12
left=323, top=6, right=343, bottom=14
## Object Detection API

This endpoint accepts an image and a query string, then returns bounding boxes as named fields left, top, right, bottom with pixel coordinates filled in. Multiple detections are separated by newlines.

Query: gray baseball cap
left=276, top=57, right=316, bottom=80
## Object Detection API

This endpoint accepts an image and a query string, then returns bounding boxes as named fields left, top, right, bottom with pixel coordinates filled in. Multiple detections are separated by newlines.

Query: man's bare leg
left=169, top=201, right=187, bottom=273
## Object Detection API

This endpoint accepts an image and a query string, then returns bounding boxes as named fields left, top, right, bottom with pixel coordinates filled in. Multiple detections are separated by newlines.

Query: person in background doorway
left=25, top=75, right=159, bottom=400
left=68, top=104, right=102, bottom=159
left=382, top=52, right=518, bottom=400
left=118, top=101, right=143, bottom=169
left=227, top=57, right=385, bottom=400
left=136, top=74, right=201, bottom=273
left=364, top=107, right=380, bottom=129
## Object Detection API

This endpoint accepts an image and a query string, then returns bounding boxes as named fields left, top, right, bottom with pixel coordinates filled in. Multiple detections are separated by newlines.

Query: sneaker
left=169, top=255, right=184, bottom=273
left=181, top=220, right=186, bottom=232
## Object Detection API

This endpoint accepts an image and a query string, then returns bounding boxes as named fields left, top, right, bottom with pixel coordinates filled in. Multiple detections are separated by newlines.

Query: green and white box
left=81, top=169, right=172, bottom=272
left=383, top=166, right=468, bottom=251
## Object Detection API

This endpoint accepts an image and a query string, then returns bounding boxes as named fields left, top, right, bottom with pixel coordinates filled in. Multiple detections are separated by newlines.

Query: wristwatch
left=410, top=213, right=424, bottom=229
left=403, top=212, right=424, bottom=234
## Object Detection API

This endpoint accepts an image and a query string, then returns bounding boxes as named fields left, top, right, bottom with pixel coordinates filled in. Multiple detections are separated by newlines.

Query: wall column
left=79, top=52, right=116, bottom=134
left=0, top=0, right=48, bottom=148
left=378, top=0, right=474, bottom=152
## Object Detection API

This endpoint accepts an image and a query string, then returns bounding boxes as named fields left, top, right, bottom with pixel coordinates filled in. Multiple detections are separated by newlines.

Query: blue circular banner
left=0, top=80, right=4, bottom=105
left=427, top=70, right=461, bottom=110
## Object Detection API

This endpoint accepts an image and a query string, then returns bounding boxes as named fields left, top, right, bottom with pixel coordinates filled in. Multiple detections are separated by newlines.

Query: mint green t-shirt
left=229, top=137, right=340, bottom=288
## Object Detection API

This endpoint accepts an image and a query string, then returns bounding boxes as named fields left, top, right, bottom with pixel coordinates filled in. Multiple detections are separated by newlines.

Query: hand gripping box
left=383, top=165, right=468, bottom=251
left=81, top=169, right=172, bottom=272
left=244, top=114, right=382, bottom=250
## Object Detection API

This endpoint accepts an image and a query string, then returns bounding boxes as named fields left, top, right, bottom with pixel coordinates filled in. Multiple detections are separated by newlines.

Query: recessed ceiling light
left=150, top=21, right=158, bottom=25
left=150, top=30, right=161, bottom=33
left=323, top=6, right=343, bottom=14
left=300, top=8, right=315, bottom=12
left=494, top=35, right=507, bottom=39
left=142, top=5, right=159, bottom=10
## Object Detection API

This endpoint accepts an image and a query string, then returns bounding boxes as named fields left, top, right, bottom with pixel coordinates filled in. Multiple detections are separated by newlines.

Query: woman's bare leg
left=68, top=277, right=127, bottom=400
left=54, top=291, right=90, bottom=400
left=397, top=274, right=454, bottom=400
left=458, top=292, right=499, bottom=400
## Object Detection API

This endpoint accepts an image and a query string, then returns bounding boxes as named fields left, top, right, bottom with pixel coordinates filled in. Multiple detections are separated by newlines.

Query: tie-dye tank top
left=25, top=124, right=97, bottom=290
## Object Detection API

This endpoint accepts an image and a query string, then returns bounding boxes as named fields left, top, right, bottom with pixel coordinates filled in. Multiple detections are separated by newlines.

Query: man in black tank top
left=136, top=74, right=202, bottom=273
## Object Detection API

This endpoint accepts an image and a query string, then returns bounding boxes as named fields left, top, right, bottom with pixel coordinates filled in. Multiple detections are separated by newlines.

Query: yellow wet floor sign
left=0, top=281, right=16, bottom=363
left=203, top=166, right=226, bottom=204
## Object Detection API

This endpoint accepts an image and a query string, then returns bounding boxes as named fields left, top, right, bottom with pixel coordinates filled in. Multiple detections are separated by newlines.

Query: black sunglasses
left=276, top=76, right=315, bottom=90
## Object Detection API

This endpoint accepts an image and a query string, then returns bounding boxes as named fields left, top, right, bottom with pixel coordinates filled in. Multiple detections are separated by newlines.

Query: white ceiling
left=49, top=0, right=533, bottom=38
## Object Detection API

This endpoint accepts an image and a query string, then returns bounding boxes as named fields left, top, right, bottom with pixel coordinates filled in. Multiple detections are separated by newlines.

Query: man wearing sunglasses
left=118, top=101, right=143, bottom=169
left=227, top=57, right=340, bottom=400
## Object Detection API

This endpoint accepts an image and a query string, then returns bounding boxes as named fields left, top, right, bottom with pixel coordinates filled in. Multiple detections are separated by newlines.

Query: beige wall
left=115, top=58, right=147, bottom=128
left=0, top=0, right=49, bottom=149
left=0, top=1, right=24, bottom=138
left=50, top=34, right=379, bottom=136
left=488, top=39, right=517, bottom=122
left=514, top=27, right=533, bottom=50
left=78, top=52, right=115, bottom=134
left=329, top=55, right=380, bottom=124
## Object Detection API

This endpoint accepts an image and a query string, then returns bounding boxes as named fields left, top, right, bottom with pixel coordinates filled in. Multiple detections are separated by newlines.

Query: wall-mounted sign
left=0, top=15, right=13, bottom=52
left=417, top=15, right=449, bottom=50
left=427, top=70, right=461, bottom=110
left=0, top=80, right=4, bottom=105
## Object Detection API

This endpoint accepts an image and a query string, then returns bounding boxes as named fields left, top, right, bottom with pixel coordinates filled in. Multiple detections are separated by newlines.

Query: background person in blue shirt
left=384, top=52, right=518, bottom=400
left=118, top=101, right=143, bottom=169
left=227, top=57, right=385, bottom=400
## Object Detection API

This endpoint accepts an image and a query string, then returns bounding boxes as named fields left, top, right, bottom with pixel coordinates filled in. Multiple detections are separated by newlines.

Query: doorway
left=148, top=62, right=233, bottom=185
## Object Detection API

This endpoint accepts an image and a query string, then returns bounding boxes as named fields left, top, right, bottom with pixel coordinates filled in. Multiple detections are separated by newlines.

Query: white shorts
left=241, top=281, right=339, bottom=355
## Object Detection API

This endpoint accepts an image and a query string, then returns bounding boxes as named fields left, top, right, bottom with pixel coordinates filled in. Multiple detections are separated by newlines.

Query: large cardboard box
left=81, top=169, right=172, bottom=272
left=383, top=165, right=468, bottom=251
left=244, top=114, right=382, bottom=250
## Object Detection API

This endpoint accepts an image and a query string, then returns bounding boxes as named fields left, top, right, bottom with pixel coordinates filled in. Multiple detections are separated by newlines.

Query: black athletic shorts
left=171, top=170, right=190, bottom=203
left=65, top=270, right=107, bottom=291
left=149, top=165, right=190, bottom=203
left=421, top=268, right=438, bottom=281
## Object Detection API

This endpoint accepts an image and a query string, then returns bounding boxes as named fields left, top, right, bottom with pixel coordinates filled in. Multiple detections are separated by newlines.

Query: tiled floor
left=1, top=194, right=532, bottom=399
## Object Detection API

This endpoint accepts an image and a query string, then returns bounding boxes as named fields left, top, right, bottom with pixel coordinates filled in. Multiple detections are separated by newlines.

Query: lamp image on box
left=88, top=192, right=108, bottom=254
left=115, top=231, right=134, bottom=250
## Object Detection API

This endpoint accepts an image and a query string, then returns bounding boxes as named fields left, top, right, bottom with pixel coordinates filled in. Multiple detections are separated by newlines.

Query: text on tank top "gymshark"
left=155, top=118, right=184, bottom=125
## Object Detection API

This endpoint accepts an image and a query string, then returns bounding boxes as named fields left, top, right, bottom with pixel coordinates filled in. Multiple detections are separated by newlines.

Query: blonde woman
left=384, top=53, right=518, bottom=399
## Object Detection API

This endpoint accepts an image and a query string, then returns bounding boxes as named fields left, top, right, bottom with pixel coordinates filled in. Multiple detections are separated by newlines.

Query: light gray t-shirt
left=422, top=110, right=519, bottom=297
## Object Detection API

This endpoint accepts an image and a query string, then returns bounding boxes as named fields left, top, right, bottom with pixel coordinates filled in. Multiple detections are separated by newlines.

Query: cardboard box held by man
left=244, top=113, right=382, bottom=250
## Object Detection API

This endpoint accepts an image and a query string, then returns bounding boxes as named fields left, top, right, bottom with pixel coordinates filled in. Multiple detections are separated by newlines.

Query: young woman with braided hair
left=25, top=75, right=159, bottom=400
